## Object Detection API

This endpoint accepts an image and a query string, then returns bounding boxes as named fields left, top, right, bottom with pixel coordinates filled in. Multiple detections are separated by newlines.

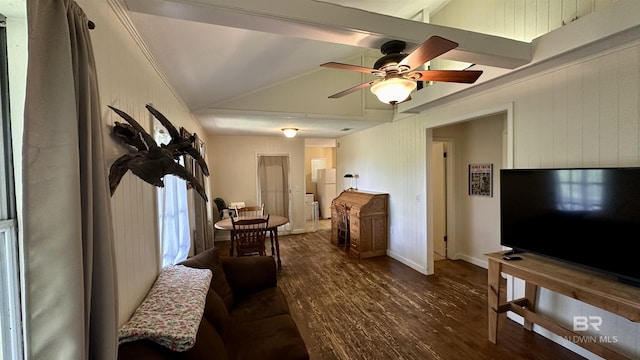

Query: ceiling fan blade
left=321, top=62, right=377, bottom=74
left=410, top=70, right=483, bottom=83
left=398, top=36, right=459, bottom=71
left=328, top=80, right=379, bottom=99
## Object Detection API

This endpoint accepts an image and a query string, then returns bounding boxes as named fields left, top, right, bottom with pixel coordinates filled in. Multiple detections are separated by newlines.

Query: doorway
left=428, top=106, right=512, bottom=274
left=431, top=140, right=453, bottom=261
left=257, top=154, right=291, bottom=232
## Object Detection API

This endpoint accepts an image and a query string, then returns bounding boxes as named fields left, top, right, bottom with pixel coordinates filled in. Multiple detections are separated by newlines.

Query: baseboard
left=454, top=253, right=488, bottom=269
left=386, top=249, right=428, bottom=275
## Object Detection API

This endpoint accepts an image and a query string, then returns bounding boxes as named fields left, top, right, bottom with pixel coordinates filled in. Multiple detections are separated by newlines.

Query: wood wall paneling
left=437, top=45, right=640, bottom=360
left=339, top=25, right=640, bottom=360
left=72, top=0, right=640, bottom=355
left=78, top=0, right=208, bottom=325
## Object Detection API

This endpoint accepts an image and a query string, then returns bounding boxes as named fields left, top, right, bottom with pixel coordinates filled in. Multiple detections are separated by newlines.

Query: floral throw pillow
left=118, top=264, right=213, bottom=351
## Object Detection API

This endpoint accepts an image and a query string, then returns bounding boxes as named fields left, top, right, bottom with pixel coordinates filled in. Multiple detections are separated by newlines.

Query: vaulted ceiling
left=117, top=0, right=637, bottom=138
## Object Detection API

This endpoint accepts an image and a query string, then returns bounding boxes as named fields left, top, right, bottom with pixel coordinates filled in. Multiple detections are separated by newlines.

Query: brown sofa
left=117, top=248, right=309, bottom=360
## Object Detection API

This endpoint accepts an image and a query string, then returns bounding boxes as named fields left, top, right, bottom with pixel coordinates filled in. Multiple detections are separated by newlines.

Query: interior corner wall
left=419, top=38, right=640, bottom=360
left=206, top=135, right=307, bottom=234
left=336, top=117, right=429, bottom=274
left=77, top=0, right=209, bottom=326
left=304, top=147, right=336, bottom=198
left=433, top=114, right=505, bottom=267
left=338, top=33, right=640, bottom=358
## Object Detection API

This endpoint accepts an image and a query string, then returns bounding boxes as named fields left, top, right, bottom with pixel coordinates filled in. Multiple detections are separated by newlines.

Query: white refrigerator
left=317, top=168, right=337, bottom=219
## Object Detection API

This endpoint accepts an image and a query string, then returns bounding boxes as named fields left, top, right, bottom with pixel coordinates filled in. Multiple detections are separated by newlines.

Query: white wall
left=94, top=0, right=638, bottom=356
left=338, top=33, right=640, bottom=360
left=432, top=0, right=616, bottom=42
left=3, top=4, right=27, bottom=230
left=8, top=0, right=637, bottom=355
left=2, top=1, right=28, bottom=357
left=6, top=0, right=206, bottom=339
left=337, top=118, right=429, bottom=273
left=77, top=0, right=209, bottom=326
left=335, top=107, right=506, bottom=274
left=429, top=39, right=640, bottom=360
left=207, top=135, right=307, bottom=234
left=433, top=114, right=505, bottom=267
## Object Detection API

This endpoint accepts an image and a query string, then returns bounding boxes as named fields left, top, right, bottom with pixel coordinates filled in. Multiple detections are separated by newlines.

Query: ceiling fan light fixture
left=370, top=77, right=417, bottom=104
left=282, top=128, right=298, bottom=138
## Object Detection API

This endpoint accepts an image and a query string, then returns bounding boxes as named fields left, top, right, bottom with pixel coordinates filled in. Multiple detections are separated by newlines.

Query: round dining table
left=214, top=215, right=289, bottom=269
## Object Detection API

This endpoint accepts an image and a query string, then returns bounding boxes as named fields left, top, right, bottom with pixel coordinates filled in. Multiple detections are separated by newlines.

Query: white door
left=432, top=142, right=447, bottom=259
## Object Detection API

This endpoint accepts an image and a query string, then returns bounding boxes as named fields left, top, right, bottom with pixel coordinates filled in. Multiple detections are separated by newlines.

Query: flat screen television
left=500, top=167, right=640, bottom=286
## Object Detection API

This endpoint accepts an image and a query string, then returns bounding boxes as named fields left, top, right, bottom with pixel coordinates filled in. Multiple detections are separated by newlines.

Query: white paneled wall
left=432, top=115, right=505, bottom=267
left=65, top=0, right=640, bottom=355
left=426, top=41, right=640, bottom=360
left=337, top=119, right=429, bottom=273
left=339, top=35, right=640, bottom=360
left=433, top=0, right=619, bottom=42
left=77, top=0, right=208, bottom=325
left=429, top=0, right=620, bottom=72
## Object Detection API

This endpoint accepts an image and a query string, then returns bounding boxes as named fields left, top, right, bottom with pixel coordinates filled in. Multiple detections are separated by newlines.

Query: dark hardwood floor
left=216, top=229, right=585, bottom=360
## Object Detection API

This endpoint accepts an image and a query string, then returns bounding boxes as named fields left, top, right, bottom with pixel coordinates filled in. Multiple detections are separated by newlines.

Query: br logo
left=573, top=316, right=602, bottom=331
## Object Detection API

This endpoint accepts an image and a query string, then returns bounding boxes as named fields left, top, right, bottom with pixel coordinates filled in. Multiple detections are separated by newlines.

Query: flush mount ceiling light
left=282, top=128, right=298, bottom=138
left=370, top=76, right=417, bottom=104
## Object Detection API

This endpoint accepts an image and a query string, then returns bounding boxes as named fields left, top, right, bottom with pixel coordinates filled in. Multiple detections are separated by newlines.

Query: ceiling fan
left=320, top=36, right=483, bottom=105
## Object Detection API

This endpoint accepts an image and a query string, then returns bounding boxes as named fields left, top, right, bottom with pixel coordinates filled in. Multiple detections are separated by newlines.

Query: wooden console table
left=486, top=251, right=640, bottom=360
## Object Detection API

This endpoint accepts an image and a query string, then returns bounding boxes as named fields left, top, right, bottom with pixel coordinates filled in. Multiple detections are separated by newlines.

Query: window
left=154, top=122, right=190, bottom=267
left=0, top=14, right=22, bottom=360
left=0, top=220, right=20, bottom=360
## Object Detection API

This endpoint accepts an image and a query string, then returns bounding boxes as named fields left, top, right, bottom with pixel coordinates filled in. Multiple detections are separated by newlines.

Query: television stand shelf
left=486, top=251, right=640, bottom=360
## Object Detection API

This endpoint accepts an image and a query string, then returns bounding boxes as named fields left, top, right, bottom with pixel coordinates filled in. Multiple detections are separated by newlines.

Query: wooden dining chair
left=236, top=204, right=265, bottom=217
left=335, top=203, right=350, bottom=251
left=231, top=214, right=270, bottom=257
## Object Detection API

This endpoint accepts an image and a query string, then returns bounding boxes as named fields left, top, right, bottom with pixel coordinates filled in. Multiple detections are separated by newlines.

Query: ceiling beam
left=398, top=0, right=640, bottom=113
left=123, top=0, right=532, bottom=69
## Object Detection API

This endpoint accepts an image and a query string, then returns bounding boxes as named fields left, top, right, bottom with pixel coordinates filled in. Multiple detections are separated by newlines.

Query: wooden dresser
left=331, top=190, right=389, bottom=259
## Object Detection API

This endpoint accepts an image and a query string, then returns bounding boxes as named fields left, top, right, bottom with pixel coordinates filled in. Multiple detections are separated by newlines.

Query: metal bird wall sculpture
left=145, top=104, right=209, bottom=177
left=108, top=104, right=209, bottom=201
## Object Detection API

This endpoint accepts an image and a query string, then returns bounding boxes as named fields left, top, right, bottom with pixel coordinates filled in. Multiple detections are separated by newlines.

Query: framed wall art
left=469, top=163, right=493, bottom=197
left=180, top=127, right=206, bottom=188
